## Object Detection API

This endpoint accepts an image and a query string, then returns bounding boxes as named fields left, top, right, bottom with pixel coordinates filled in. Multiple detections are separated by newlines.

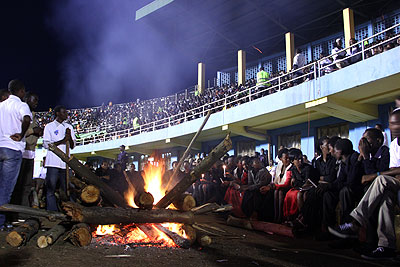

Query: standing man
left=293, top=48, right=306, bottom=85
left=117, top=145, right=128, bottom=170
left=43, top=105, right=76, bottom=211
left=256, top=66, right=270, bottom=88
left=11, top=92, right=42, bottom=207
left=0, top=80, right=32, bottom=228
left=259, top=148, right=269, bottom=167
left=293, top=48, right=306, bottom=70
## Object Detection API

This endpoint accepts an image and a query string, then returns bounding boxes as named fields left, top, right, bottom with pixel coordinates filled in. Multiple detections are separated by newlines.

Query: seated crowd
left=80, top=119, right=400, bottom=260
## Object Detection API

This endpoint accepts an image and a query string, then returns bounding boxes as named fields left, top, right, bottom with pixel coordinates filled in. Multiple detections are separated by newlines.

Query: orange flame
left=142, top=162, right=166, bottom=204
left=96, top=224, right=116, bottom=236
left=125, top=161, right=167, bottom=208
left=109, top=160, right=188, bottom=248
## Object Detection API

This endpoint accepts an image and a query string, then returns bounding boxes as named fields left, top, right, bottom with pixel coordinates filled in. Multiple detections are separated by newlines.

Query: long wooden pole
left=66, top=141, right=70, bottom=197
left=156, top=133, right=232, bottom=208
left=165, top=110, right=211, bottom=190
left=62, top=202, right=194, bottom=225
left=0, top=204, right=67, bottom=221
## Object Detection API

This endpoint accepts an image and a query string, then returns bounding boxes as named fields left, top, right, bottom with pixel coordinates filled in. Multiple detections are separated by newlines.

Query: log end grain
left=197, top=234, right=212, bottom=247
left=37, top=235, right=49, bottom=248
left=68, top=224, right=92, bottom=247
left=134, top=192, right=154, bottom=210
left=173, top=194, right=196, bottom=211
left=81, top=185, right=100, bottom=204
left=6, top=231, right=23, bottom=247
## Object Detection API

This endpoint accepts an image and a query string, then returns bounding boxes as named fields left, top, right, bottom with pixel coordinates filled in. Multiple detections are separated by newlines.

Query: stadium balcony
left=67, top=23, right=400, bottom=163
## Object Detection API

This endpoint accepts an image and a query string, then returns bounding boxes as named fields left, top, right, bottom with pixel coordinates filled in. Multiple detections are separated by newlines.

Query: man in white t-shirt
left=293, top=48, right=306, bottom=71
left=43, top=105, right=76, bottom=211
left=0, top=80, right=32, bottom=227
left=11, top=92, right=42, bottom=208
left=329, top=110, right=400, bottom=260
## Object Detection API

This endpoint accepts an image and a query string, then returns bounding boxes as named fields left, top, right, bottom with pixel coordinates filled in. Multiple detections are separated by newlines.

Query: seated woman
left=283, top=148, right=315, bottom=222
left=259, top=148, right=292, bottom=223
left=224, top=158, right=251, bottom=217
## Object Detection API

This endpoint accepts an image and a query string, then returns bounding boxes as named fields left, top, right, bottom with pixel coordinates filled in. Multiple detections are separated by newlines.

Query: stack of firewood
left=0, top=134, right=232, bottom=249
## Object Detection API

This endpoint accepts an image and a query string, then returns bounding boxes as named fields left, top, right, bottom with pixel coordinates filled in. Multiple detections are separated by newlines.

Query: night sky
left=0, top=1, right=64, bottom=110
left=0, top=0, right=199, bottom=111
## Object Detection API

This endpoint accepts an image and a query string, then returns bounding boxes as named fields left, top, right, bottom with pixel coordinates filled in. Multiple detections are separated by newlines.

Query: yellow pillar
left=238, top=50, right=246, bottom=86
left=343, top=8, right=355, bottom=48
left=197, top=62, right=205, bottom=94
left=285, top=32, right=295, bottom=72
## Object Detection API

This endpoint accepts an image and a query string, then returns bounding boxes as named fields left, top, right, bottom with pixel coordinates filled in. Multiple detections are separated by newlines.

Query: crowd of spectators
left=33, top=31, right=400, bottom=146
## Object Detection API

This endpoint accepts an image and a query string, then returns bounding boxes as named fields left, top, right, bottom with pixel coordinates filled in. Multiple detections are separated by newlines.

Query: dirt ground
left=0, top=214, right=399, bottom=267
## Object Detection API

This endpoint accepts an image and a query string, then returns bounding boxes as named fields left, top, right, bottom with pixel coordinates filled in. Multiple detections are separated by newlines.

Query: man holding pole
left=43, top=105, right=75, bottom=211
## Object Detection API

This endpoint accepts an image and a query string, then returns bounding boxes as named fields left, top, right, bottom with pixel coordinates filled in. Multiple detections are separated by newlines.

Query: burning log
left=156, top=133, right=232, bottom=209
left=63, top=202, right=194, bottom=224
left=65, top=223, right=92, bottom=247
left=134, top=192, right=154, bottom=210
left=226, top=215, right=294, bottom=238
left=154, top=224, right=190, bottom=249
left=173, top=194, right=196, bottom=211
left=37, top=223, right=67, bottom=248
left=6, top=218, right=40, bottom=247
left=182, top=225, right=196, bottom=245
left=0, top=204, right=67, bottom=221
left=48, top=144, right=127, bottom=208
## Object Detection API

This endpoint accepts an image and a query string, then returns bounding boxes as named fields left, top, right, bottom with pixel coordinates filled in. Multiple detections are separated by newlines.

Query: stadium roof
left=136, top=0, right=400, bottom=70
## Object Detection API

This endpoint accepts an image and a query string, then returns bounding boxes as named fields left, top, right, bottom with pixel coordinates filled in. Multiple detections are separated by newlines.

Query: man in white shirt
left=43, top=105, right=76, bottom=211
left=329, top=109, right=400, bottom=260
left=293, top=48, right=306, bottom=85
left=331, top=38, right=348, bottom=69
left=293, top=48, right=306, bottom=71
left=11, top=93, right=42, bottom=208
left=0, top=80, right=32, bottom=227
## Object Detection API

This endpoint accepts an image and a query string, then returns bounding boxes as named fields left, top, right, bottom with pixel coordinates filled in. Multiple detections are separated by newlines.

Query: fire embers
left=93, top=223, right=188, bottom=248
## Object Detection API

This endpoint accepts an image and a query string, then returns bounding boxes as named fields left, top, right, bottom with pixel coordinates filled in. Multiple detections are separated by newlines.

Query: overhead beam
left=222, top=125, right=266, bottom=141
left=135, top=0, right=175, bottom=21
left=305, top=96, right=378, bottom=123
left=166, top=138, right=202, bottom=151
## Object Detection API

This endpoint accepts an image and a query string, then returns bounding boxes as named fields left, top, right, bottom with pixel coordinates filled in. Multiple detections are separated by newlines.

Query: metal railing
left=71, top=23, right=400, bottom=146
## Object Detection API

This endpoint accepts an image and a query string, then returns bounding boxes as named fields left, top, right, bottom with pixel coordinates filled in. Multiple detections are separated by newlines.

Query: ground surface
left=0, top=214, right=399, bottom=267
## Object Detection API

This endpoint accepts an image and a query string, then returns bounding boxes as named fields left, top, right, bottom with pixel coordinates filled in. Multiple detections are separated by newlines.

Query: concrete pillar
left=343, top=8, right=355, bottom=48
left=197, top=62, right=205, bottom=94
left=285, top=32, right=295, bottom=72
left=237, top=50, right=246, bottom=86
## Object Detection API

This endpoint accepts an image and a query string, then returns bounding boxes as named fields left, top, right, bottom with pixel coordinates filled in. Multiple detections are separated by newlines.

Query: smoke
left=48, top=0, right=195, bottom=108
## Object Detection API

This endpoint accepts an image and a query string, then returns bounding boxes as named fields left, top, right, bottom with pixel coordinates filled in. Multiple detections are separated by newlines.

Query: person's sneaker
left=328, top=223, right=358, bottom=239
left=361, top=247, right=396, bottom=260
